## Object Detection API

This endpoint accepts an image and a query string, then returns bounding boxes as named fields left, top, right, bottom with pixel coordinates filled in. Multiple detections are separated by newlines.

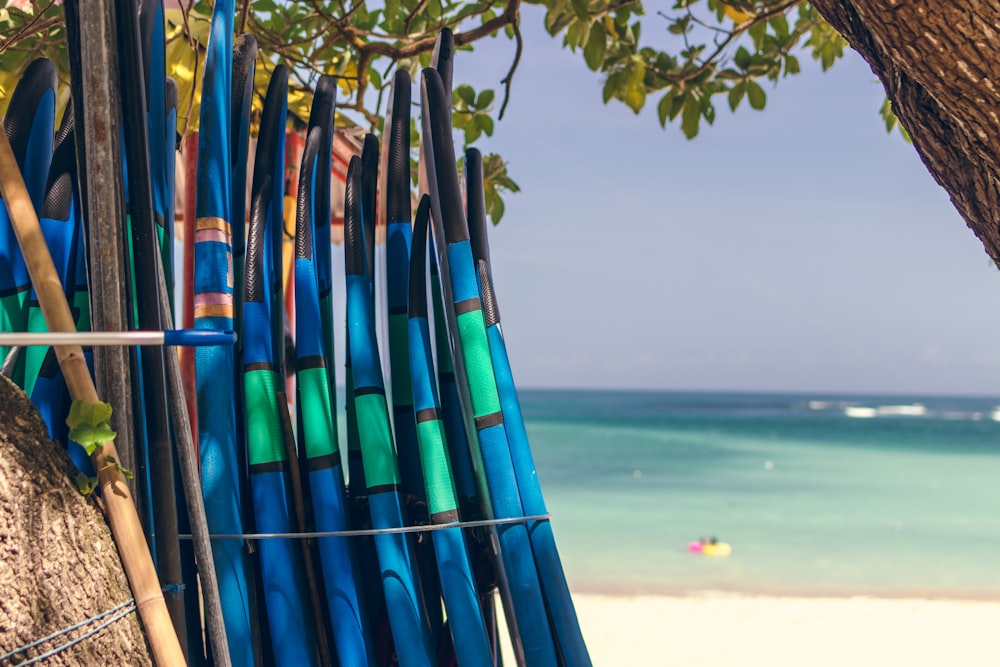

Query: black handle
left=409, top=194, right=432, bottom=319
left=420, top=67, right=468, bottom=245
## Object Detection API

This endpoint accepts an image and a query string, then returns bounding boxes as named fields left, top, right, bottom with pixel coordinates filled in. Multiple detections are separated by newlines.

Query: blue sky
left=450, top=7, right=1000, bottom=395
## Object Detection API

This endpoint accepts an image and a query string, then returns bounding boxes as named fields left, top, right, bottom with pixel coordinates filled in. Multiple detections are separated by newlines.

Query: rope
left=0, top=598, right=136, bottom=666
left=180, top=512, right=552, bottom=541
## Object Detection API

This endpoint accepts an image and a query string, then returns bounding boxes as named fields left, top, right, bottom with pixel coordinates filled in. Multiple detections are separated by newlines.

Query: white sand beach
left=499, top=593, right=1000, bottom=666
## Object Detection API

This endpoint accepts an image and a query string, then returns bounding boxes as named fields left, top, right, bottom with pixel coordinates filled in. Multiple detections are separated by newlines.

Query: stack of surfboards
left=0, top=2, right=591, bottom=664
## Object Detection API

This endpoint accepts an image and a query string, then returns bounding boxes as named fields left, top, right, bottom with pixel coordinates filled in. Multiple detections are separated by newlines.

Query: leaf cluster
left=1, top=0, right=889, bottom=224
left=66, top=399, right=117, bottom=456
left=532, top=0, right=850, bottom=138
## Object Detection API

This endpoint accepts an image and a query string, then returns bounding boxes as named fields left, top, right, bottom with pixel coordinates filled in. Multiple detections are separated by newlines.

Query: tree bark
left=0, top=374, right=152, bottom=665
left=811, top=0, right=1000, bottom=264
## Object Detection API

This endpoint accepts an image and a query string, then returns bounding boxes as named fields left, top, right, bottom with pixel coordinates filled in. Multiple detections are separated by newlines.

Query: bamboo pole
left=0, top=129, right=186, bottom=666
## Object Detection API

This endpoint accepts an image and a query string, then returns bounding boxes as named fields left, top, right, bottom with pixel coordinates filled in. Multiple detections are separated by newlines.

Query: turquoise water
left=520, top=389, right=1000, bottom=598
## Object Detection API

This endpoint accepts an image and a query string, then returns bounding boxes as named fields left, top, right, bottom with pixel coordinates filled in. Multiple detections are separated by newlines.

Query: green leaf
left=75, top=472, right=98, bottom=496
left=476, top=89, right=495, bottom=109
left=67, top=399, right=113, bottom=430
left=66, top=399, right=117, bottom=455
left=680, top=95, right=701, bottom=139
left=603, top=70, right=624, bottom=104
left=565, top=19, right=590, bottom=50
left=106, top=456, right=135, bottom=479
left=476, top=114, right=495, bottom=136
left=728, top=82, right=745, bottom=111
left=464, top=123, right=482, bottom=144
left=455, top=84, right=476, bottom=107
left=570, top=0, right=589, bottom=22
left=584, top=22, right=607, bottom=71
left=657, top=90, right=675, bottom=127
left=545, top=8, right=574, bottom=36
left=667, top=16, right=690, bottom=35
left=668, top=91, right=686, bottom=121
left=784, top=54, right=800, bottom=76
left=487, top=193, right=505, bottom=224
left=384, top=0, right=400, bottom=22
left=746, top=80, right=766, bottom=110
left=733, top=46, right=751, bottom=70
left=748, top=20, right=766, bottom=49
left=770, top=14, right=789, bottom=40
left=622, top=85, right=645, bottom=113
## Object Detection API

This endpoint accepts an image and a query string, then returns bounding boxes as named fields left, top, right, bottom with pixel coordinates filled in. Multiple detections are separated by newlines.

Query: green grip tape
left=416, top=418, right=458, bottom=516
left=456, top=310, right=501, bottom=417
left=244, top=368, right=285, bottom=465
left=298, top=366, right=338, bottom=459
left=355, top=392, right=401, bottom=488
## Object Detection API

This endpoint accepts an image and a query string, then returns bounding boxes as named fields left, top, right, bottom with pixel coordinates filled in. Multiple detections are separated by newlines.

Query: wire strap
left=0, top=599, right=136, bottom=666
left=180, top=512, right=552, bottom=541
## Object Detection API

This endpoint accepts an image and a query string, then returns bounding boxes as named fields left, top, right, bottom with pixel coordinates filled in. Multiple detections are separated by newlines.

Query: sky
left=433, top=6, right=1000, bottom=396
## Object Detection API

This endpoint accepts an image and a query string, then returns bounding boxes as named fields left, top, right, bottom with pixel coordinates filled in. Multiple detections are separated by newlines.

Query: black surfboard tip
left=345, top=155, right=365, bottom=276
left=232, top=32, right=258, bottom=98
left=362, top=133, right=380, bottom=185
left=234, top=32, right=258, bottom=63
left=309, top=74, right=337, bottom=133
left=250, top=66, right=288, bottom=196
left=419, top=67, right=468, bottom=245
left=361, top=133, right=379, bottom=275
left=247, top=67, right=288, bottom=296
left=137, top=0, right=161, bottom=109
left=386, top=70, right=412, bottom=224
left=55, top=100, right=75, bottom=150
left=409, top=194, right=432, bottom=319
left=431, top=28, right=455, bottom=97
left=464, top=147, right=500, bottom=326
left=41, top=125, right=77, bottom=222
left=231, top=34, right=257, bottom=168
left=244, top=169, right=272, bottom=304
left=4, top=58, right=57, bottom=163
left=464, top=147, right=490, bottom=264
left=295, top=127, right=322, bottom=261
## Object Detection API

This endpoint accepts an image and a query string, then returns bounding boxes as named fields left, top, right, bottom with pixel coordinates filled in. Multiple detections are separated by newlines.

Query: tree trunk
left=811, top=0, right=1000, bottom=264
left=0, top=374, right=152, bottom=665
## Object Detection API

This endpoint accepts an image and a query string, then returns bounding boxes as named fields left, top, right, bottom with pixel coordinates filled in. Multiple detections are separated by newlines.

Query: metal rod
left=0, top=330, right=237, bottom=347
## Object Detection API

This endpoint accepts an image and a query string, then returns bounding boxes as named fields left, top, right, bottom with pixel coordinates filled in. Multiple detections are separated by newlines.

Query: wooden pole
left=62, top=0, right=139, bottom=502
left=0, top=129, right=186, bottom=667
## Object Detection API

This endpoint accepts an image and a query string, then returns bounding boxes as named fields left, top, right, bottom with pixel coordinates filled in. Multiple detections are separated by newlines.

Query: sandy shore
left=497, top=592, right=1000, bottom=665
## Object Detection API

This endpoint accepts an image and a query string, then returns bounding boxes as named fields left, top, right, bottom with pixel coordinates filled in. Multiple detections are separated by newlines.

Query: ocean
left=518, top=389, right=1000, bottom=599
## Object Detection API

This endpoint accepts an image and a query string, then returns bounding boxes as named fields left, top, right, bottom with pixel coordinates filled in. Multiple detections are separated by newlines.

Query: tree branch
left=499, top=15, right=522, bottom=120
left=0, top=4, right=59, bottom=53
left=649, top=0, right=803, bottom=84
left=239, top=0, right=251, bottom=34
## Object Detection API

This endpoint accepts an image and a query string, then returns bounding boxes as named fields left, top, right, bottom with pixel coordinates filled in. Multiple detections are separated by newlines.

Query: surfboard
left=408, top=193, right=496, bottom=665
left=466, top=147, right=592, bottom=666
left=295, top=73, right=376, bottom=667
left=193, top=2, right=255, bottom=663
left=243, top=64, right=320, bottom=667
left=345, top=152, right=435, bottom=667
left=421, top=65, right=559, bottom=667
